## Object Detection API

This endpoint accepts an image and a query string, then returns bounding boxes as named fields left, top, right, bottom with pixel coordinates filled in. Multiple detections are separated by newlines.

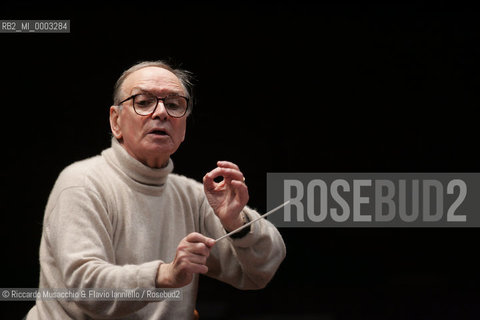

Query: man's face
left=110, top=67, right=187, bottom=168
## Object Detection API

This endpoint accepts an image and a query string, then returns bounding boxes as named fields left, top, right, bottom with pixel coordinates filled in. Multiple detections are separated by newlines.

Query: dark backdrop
left=1, top=1, right=479, bottom=319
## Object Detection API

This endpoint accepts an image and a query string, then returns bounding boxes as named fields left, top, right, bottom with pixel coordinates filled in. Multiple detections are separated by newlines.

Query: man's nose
left=151, top=100, right=169, bottom=120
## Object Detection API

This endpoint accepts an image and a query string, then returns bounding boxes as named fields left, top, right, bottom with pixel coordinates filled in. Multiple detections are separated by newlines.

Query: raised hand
left=156, top=232, right=215, bottom=288
left=203, top=161, right=249, bottom=231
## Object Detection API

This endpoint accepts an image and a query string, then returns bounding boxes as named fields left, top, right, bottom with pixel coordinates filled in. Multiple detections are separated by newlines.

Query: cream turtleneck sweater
left=27, top=139, right=286, bottom=319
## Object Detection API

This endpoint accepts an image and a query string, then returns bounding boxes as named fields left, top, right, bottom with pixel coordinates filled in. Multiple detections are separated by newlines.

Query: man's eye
left=166, top=103, right=180, bottom=110
left=136, top=96, right=155, bottom=107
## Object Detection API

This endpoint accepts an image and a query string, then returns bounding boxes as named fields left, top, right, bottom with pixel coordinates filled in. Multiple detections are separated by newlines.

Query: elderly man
left=26, top=61, right=286, bottom=319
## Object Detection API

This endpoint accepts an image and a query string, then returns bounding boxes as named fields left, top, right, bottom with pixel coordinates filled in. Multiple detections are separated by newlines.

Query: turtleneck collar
left=102, top=138, right=173, bottom=190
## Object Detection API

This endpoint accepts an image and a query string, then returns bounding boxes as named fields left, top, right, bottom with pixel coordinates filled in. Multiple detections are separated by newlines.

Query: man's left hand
left=203, top=161, right=249, bottom=231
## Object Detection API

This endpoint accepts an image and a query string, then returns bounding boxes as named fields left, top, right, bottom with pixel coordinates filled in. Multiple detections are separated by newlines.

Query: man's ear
left=109, top=106, right=123, bottom=139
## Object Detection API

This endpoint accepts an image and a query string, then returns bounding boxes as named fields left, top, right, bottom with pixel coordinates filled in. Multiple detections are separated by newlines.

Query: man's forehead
left=123, top=66, right=183, bottom=92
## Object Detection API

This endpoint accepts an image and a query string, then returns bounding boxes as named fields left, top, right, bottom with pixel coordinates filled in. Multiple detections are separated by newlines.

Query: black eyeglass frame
left=118, top=93, right=190, bottom=118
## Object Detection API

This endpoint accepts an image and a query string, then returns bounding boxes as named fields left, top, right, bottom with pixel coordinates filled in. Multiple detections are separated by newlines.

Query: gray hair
left=113, top=60, right=194, bottom=112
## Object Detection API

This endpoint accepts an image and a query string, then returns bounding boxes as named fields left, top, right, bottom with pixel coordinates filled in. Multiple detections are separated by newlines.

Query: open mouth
left=149, top=129, right=168, bottom=136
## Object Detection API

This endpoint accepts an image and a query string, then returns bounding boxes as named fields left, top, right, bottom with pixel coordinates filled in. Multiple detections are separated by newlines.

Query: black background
left=1, top=1, right=479, bottom=319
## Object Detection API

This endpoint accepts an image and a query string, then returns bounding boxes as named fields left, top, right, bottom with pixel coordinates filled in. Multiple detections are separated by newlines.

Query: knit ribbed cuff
left=136, top=260, right=163, bottom=288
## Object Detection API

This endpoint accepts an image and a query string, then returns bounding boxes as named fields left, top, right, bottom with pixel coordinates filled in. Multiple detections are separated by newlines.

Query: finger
left=206, top=167, right=244, bottom=183
left=185, top=232, right=216, bottom=247
left=203, top=172, right=217, bottom=191
left=176, top=251, right=210, bottom=273
left=183, top=263, right=209, bottom=275
left=231, top=180, right=249, bottom=205
left=175, top=247, right=209, bottom=268
left=185, top=242, right=211, bottom=257
left=217, top=161, right=240, bottom=171
left=185, top=253, right=209, bottom=266
left=203, top=167, right=229, bottom=191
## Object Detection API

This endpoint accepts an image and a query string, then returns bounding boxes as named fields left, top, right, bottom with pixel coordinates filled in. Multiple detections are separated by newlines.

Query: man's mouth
left=149, top=129, right=168, bottom=136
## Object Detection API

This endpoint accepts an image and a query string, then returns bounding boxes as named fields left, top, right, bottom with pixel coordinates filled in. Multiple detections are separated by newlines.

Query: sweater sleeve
left=44, top=186, right=162, bottom=318
left=199, top=198, right=287, bottom=290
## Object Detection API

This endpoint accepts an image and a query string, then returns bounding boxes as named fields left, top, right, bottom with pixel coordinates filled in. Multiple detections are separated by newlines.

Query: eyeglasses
left=118, top=92, right=189, bottom=118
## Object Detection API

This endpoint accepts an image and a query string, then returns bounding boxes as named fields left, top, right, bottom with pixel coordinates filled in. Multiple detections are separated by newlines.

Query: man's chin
left=145, top=134, right=172, bottom=147
left=144, top=141, right=178, bottom=156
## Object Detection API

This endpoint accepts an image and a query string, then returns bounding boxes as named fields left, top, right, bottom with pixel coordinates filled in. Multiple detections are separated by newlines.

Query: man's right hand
left=156, top=232, right=216, bottom=288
